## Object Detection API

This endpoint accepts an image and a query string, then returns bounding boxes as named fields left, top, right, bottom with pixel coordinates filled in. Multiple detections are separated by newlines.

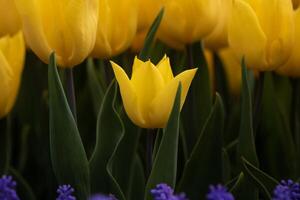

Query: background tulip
left=277, top=7, right=300, bottom=77
left=111, top=56, right=197, bottom=128
left=157, top=0, right=220, bottom=49
left=92, top=0, right=138, bottom=58
left=0, top=31, right=25, bottom=118
left=15, top=0, right=98, bottom=67
left=204, top=0, right=232, bottom=50
left=228, top=0, right=294, bottom=71
left=0, top=0, right=21, bottom=37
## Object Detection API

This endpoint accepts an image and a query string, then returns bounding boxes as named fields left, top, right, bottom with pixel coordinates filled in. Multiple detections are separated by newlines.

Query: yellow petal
left=0, top=0, right=21, bottom=36
left=228, top=0, right=268, bottom=70
left=110, top=61, right=145, bottom=127
left=149, top=68, right=197, bottom=128
left=132, top=56, right=146, bottom=75
left=157, top=55, right=174, bottom=83
left=131, top=60, right=165, bottom=124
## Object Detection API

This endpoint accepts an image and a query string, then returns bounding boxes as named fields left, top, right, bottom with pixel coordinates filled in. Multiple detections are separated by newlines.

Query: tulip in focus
left=277, top=7, right=300, bottom=77
left=204, top=0, right=232, bottom=50
left=0, top=31, right=25, bottom=118
left=228, top=0, right=294, bottom=71
left=111, top=56, right=197, bottom=128
left=0, top=0, right=21, bottom=37
left=158, top=0, right=220, bottom=49
left=15, top=0, right=99, bottom=67
left=92, top=0, right=138, bottom=58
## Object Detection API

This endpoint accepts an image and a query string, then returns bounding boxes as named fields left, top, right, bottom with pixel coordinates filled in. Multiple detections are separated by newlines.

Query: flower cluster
left=150, top=183, right=187, bottom=200
left=206, top=185, right=234, bottom=200
left=0, top=175, right=20, bottom=200
left=56, top=185, right=76, bottom=200
left=273, top=180, right=300, bottom=200
left=88, top=194, right=118, bottom=200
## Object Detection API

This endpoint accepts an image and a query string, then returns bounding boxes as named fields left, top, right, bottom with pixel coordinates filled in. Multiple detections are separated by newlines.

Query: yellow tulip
left=228, top=0, right=294, bottom=71
left=0, top=31, right=25, bottom=118
left=15, top=0, right=98, bottom=67
left=277, top=7, right=300, bottom=76
left=204, top=0, right=232, bottom=50
left=157, top=0, right=220, bottom=49
left=92, top=0, right=138, bottom=58
left=111, top=56, right=197, bottom=128
left=0, top=0, right=21, bottom=37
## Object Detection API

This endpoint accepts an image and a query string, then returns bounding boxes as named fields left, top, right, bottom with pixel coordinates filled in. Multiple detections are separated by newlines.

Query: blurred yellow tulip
left=158, top=0, right=220, bottom=49
left=0, top=31, right=25, bottom=118
left=15, top=0, right=98, bottom=67
left=277, top=8, right=300, bottom=77
left=0, top=0, right=21, bottom=37
left=92, top=0, right=138, bottom=58
left=111, top=56, right=197, bottom=128
left=204, top=0, right=232, bottom=50
left=131, top=0, right=162, bottom=52
left=228, top=0, right=294, bottom=71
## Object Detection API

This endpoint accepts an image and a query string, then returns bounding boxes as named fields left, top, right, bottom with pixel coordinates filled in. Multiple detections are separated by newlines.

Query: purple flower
left=88, top=194, right=117, bottom=200
left=56, top=184, right=76, bottom=200
left=150, top=183, right=188, bottom=200
left=272, top=180, right=300, bottom=200
left=206, top=185, right=234, bottom=200
left=0, top=175, right=20, bottom=200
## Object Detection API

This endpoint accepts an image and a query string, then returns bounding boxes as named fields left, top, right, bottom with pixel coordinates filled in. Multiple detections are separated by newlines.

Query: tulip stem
left=253, top=72, right=265, bottom=134
left=65, top=68, right=77, bottom=122
left=146, top=130, right=154, bottom=177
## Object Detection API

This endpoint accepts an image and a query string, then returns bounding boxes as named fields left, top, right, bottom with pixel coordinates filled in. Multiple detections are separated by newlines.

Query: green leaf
left=241, top=157, right=278, bottom=200
left=144, top=84, right=182, bottom=200
left=237, top=59, right=259, bottom=200
left=182, top=42, right=212, bottom=154
left=87, top=58, right=105, bottom=115
left=139, top=8, right=164, bottom=61
left=48, top=53, right=90, bottom=200
left=89, top=81, right=125, bottom=200
left=0, top=117, right=11, bottom=174
left=9, top=168, right=36, bottom=200
left=178, top=94, right=225, bottom=200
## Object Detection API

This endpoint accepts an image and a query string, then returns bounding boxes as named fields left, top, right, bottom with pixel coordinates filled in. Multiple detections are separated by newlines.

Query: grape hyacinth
left=150, top=183, right=188, bottom=200
left=272, top=180, right=300, bottom=200
left=206, top=185, right=234, bottom=200
left=0, top=175, right=20, bottom=200
left=88, top=194, right=118, bottom=200
left=56, top=184, right=76, bottom=200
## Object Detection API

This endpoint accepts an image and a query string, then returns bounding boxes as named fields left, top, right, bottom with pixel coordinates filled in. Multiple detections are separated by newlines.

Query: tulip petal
left=110, top=61, right=145, bottom=127
left=131, top=60, right=165, bottom=124
left=228, top=0, right=268, bottom=70
left=157, top=55, right=174, bottom=83
left=149, top=68, right=197, bottom=128
left=0, top=0, right=21, bottom=36
left=132, top=56, right=146, bottom=75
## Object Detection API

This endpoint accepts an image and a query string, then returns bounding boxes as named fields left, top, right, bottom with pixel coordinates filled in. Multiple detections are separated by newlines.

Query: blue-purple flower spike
left=150, top=183, right=188, bottom=200
left=206, top=185, right=234, bottom=200
left=56, top=184, right=76, bottom=200
left=272, top=179, right=300, bottom=200
left=0, top=175, right=20, bottom=200
left=88, top=194, right=118, bottom=200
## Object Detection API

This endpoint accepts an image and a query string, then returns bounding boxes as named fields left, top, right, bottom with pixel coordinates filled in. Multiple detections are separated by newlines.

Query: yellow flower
left=111, top=56, right=197, bottom=128
left=92, top=0, right=138, bottom=58
left=0, top=31, right=25, bottom=118
left=204, top=0, right=232, bottom=50
left=15, top=0, right=98, bottom=67
left=157, top=0, right=220, bottom=49
left=228, top=0, right=294, bottom=71
left=0, top=0, right=21, bottom=37
left=277, top=7, right=300, bottom=76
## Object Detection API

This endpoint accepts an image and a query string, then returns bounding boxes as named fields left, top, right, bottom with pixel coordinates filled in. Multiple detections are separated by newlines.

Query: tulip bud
left=157, top=0, right=220, bottom=49
left=228, top=0, right=294, bottom=71
left=15, top=0, right=99, bottom=67
left=92, top=0, right=138, bottom=58
left=0, top=31, right=25, bottom=118
left=277, top=8, right=300, bottom=77
left=111, top=56, right=197, bottom=128
left=0, top=0, right=21, bottom=37
left=204, top=0, right=232, bottom=50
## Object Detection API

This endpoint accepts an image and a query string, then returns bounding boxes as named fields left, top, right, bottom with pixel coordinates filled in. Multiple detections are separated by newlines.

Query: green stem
left=65, top=68, right=77, bottom=122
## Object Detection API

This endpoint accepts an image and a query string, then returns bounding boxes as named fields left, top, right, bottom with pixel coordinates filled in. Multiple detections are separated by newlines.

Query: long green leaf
left=178, top=94, right=225, bottom=200
left=144, top=84, right=182, bottom=200
left=48, top=53, right=90, bottom=200
left=89, top=81, right=125, bottom=200
left=139, top=8, right=164, bottom=61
